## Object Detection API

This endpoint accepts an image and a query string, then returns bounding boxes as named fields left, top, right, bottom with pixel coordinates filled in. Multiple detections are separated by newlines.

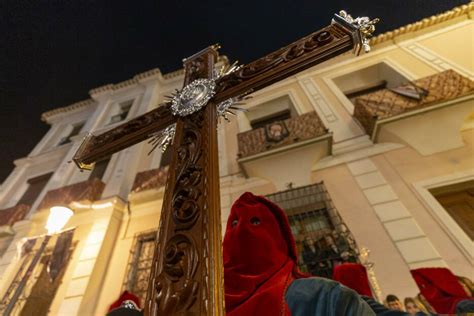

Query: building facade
left=0, top=3, right=472, bottom=315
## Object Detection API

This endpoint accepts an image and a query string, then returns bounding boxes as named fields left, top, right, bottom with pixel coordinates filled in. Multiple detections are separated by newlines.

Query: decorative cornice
left=370, top=2, right=473, bottom=46
left=41, top=99, right=95, bottom=122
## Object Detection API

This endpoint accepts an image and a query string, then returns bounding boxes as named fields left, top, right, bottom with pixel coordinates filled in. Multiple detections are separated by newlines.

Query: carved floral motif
left=153, top=234, right=199, bottom=314
left=214, top=25, right=350, bottom=102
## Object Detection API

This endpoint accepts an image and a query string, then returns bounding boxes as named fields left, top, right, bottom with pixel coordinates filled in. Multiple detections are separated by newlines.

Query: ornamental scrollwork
left=172, top=111, right=204, bottom=230
left=154, top=234, right=199, bottom=314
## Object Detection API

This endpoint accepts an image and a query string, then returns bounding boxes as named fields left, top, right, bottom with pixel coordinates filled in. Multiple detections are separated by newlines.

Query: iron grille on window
left=266, top=182, right=360, bottom=279
left=123, top=231, right=157, bottom=305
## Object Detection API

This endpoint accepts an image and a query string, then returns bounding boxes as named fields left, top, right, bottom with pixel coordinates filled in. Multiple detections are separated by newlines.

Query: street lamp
left=45, top=206, right=74, bottom=235
left=3, top=206, right=74, bottom=316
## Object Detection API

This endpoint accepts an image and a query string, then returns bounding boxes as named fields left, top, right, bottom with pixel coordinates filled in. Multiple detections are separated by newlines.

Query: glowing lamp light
left=45, top=206, right=74, bottom=235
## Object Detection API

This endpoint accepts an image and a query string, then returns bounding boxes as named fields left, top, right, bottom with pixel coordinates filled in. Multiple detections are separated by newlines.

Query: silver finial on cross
left=332, top=10, right=379, bottom=55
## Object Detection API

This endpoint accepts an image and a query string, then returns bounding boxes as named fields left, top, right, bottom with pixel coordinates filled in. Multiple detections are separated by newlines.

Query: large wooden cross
left=72, top=11, right=377, bottom=315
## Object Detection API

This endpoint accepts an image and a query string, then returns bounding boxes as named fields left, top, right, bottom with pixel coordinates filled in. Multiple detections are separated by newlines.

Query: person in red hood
left=223, top=192, right=392, bottom=316
left=411, top=268, right=474, bottom=314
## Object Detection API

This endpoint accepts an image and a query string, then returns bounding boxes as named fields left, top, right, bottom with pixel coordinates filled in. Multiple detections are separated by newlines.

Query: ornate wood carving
left=214, top=24, right=352, bottom=103
left=146, top=47, right=224, bottom=315
left=73, top=104, right=176, bottom=168
left=72, top=22, right=355, bottom=170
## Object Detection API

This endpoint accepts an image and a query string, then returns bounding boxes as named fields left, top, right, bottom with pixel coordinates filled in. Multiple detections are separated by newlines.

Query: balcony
left=131, top=166, right=169, bottom=194
left=0, top=204, right=30, bottom=234
left=37, top=178, right=105, bottom=212
left=237, top=111, right=332, bottom=190
left=354, top=70, right=474, bottom=155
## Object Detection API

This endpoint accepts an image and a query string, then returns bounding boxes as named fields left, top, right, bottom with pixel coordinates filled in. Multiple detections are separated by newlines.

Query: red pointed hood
left=411, top=267, right=471, bottom=314
left=333, top=263, right=373, bottom=297
left=223, top=192, right=307, bottom=315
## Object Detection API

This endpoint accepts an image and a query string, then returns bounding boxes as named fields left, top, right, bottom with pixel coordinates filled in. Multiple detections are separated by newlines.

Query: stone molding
left=41, top=99, right=95, bottom=122
left=370, top=3, right=473, bottom=46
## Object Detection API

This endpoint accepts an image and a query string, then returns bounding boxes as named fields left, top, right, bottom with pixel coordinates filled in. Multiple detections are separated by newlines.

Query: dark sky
left=0, top=0, right=469, bottom=183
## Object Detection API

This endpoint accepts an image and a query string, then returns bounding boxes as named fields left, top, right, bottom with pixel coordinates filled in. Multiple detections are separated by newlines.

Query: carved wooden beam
left=72, top=103, right=176, bottom=169
left=145, top=46, right=224, bottom=315
left=214, top=23, right=353, bottom=103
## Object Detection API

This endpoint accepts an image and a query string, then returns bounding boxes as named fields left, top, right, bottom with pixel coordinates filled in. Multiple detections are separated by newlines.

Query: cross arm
left=214, top=11, right=377, bottom=103
left=73, top=102, right=176, bottom=170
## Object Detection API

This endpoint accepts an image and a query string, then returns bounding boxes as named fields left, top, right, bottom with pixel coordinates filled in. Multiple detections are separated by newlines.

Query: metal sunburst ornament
left=214, top=60, right=242, bottom=80
left=167, top=59, right=250, bottom=122
left=147, top=124, right=176, bottom=155
left=216, top=93, right=251, bottom=122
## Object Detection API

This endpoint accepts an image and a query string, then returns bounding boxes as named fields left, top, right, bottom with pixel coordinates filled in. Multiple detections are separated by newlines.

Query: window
left=109, top=100, right=133, bottom=125
left=89, top=157, right=111, bottom=181
left=266, top=183, right=359, bottom=278
left=246, top=95, right=297, bottom=130
left=18, top=173, right=53, bottom=206
left=332, top=62, right=409, bottom=105
left=123, top=231, right=156, bottom=304
left=57, top=122, right=84, bottom=146
left=430, top=180, right=474, bottom=240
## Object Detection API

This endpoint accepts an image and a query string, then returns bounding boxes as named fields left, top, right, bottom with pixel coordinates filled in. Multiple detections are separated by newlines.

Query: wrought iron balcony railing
left=237, top=111, right=330, bottom=159
left=0, top=204, right=30, bottom=227
left=131, top=166, right=169, bottom=194
left=37, top=178, right=105, bottom=211
left=353, top=70, right=474, bottom=137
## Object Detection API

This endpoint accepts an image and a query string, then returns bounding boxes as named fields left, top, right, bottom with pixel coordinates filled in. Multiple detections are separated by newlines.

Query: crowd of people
left=300, top=230, right=358, bottom=278
left=298, top=230, right=474, bottom=315
left=385, top=295, right=429, bottom=315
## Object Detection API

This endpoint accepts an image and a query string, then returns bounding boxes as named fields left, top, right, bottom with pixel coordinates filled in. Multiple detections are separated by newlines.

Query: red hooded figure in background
left=223, top=192, right=308, bottom=315
left=411, top=267, right=473, bottom=314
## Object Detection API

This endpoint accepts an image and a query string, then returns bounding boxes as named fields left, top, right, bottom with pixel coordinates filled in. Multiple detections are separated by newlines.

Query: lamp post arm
left=3, top=234, right=51, bottom=316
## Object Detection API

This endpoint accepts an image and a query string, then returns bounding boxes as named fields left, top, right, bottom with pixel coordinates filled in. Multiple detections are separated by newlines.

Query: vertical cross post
left=145, top=46, right=224, bottom=315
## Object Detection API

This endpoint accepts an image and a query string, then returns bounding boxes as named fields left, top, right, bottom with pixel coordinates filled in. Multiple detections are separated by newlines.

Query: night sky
left=0, top=0, right=469, bottom=183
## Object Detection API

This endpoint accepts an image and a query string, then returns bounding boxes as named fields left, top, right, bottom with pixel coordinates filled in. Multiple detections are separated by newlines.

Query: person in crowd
left=301, top=236, right=320, bottom=276
left=404, top=297, right=423, bottom=315
left=386, top=295, right=404, bottom=311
